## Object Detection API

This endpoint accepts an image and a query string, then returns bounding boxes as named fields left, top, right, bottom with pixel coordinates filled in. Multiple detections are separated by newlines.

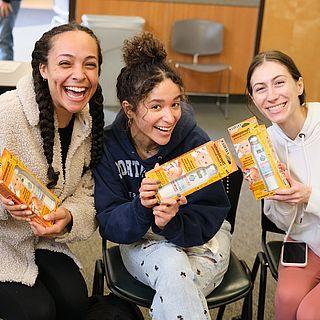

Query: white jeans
left=120, top=223, right=231, bottom=320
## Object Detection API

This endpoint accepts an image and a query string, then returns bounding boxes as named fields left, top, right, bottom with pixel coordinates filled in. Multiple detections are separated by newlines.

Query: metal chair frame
left=251, top=200, right=285, bottom=320
left=171, top=19, right=232, bottom=119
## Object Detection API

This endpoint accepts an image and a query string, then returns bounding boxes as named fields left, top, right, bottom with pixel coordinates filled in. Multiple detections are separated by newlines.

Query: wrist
left=64, top=209, right=73, bottom=232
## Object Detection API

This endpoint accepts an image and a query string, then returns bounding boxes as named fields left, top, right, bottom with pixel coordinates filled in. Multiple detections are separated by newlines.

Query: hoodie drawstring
left=284, top=134, right=310, bottom=241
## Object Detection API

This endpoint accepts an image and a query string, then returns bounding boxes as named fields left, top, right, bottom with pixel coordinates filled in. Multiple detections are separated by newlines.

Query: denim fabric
left=0, top=0, right=21, bottom=60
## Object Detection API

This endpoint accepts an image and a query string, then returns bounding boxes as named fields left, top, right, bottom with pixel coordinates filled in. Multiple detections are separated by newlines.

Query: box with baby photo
left=145, top=139, right=238, bottom=201
left=0, top=148, right=60, bottom=227
left=228, top=117, right=290, bottom=200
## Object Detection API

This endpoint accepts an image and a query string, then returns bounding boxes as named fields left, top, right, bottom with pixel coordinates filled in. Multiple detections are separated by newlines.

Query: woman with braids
left=94, top=32, right=231, bottom=320
left=0, top=23, right=104, bottom=319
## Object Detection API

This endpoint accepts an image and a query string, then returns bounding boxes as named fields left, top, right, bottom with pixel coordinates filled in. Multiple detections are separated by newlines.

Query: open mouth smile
left=155, top=126, right=173, bottom=133
left=64, top=86, right=87, bottom=99
left=266, top=102, right=286, bottom=113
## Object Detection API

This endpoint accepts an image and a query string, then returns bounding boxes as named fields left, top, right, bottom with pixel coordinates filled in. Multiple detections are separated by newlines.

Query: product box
left=0, top=148, right=60, bottom=227
left=145, top=139, right=238, bottom=201
left=228, top=117, right=289, bottom=200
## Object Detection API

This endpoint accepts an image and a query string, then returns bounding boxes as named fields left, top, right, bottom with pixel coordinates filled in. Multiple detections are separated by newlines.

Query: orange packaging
left=145, top=139, right=238, bottom=201
left=228, top=117, right=289, bottom=200
left=0, top=148, right=60, bottom=227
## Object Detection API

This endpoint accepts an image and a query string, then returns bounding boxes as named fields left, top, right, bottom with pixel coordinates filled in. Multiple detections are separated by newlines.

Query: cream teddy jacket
left=0, top=75, right=97, bottom=286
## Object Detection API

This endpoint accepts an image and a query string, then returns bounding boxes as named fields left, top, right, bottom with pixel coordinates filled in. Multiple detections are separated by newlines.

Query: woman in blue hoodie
left=94, top=32, right=231, bottom=320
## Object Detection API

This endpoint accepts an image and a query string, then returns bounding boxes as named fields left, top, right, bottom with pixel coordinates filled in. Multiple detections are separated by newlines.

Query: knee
left=276, top=283, right=302, bottom=307
left=29, top=300, right=56, bottom=320
left=153, top=259, right=195, bottom=290
left=297, top=299, right=319, bottom=320
left=157, top=251, right=193, bottom=275
left=57, top=288, right=88, bottom=319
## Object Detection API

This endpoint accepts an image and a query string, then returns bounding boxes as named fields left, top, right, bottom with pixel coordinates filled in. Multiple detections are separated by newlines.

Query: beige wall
left=260, top=0, right=320, bottom=101
left=76, top=0, right=259, bottom=95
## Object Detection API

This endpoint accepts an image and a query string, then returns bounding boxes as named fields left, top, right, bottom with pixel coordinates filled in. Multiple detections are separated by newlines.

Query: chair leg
left=252, top=252, right=268, bottom=320
left=251, top=252, right=261, bottom=284
left=224, top=94, right=229, bottom=119
left=240, top=289, right=253, bottom=320
left=257, top=252, right=268, bottom=320
left=216, top=305, right=226, bottom=320
left=92, top=259, right=105, bottom=295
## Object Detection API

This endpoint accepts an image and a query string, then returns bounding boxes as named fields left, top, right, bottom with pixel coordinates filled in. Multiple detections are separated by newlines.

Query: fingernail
left=43, top=214, right=49, bottom=220
left=26, top=210, right=33, bottom=216
left=8, top=201, right=14, bottom=205
left=20, top=204, right=27, bottom=209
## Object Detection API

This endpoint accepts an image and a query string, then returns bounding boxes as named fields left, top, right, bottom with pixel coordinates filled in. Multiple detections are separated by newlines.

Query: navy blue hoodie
left=94, top=105, right=230, bottom=247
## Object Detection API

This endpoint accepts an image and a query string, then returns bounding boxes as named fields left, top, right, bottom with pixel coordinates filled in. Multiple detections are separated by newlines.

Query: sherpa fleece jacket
left=0, top=75, right=97, bottom=286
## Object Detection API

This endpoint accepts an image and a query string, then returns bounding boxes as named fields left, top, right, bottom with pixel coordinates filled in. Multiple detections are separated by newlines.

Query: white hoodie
left=264, top=102, right=320, bottom=256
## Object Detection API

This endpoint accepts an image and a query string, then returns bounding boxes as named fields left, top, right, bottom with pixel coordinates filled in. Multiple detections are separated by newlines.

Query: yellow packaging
left=0, top=148, right=60, bottom=227
left=145, top=139, right=238, bottom=201
left=228, top=117, right=289, bottom=200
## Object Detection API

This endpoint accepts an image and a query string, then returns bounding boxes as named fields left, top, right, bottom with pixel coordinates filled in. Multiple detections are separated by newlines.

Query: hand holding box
left=145, top=139, right=238, bottom=201
left=228, top=117, right=289, bottom=200
left=0, top=148, right=60, bottom=227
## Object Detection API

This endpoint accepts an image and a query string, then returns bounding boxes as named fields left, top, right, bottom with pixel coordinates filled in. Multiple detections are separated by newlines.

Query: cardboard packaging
left=228, top=117, right=289, bottom=200
left=0, top=148, right=60, bottom=227
left=145, top=139, right=238, bottom=201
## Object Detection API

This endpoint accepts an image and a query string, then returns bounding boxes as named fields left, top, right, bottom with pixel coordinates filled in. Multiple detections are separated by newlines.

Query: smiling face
left=126, top=78, right=182, bottom=149
left=250, top=61, right=304, bottom=126
left=39, top=30, right=99, bottom=126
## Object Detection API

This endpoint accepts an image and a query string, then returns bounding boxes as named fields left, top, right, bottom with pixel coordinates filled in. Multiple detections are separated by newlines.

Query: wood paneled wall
left=260, top=0, right=320, bottom=101
left=76, top=0, right=259, bottom=95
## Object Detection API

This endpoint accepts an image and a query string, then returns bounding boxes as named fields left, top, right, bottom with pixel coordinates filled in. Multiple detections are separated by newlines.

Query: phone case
left=280, top=242, right=308, bottom=267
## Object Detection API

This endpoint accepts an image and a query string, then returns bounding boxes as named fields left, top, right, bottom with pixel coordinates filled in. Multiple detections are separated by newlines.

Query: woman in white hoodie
left=246, top=50, right=320, bottom=320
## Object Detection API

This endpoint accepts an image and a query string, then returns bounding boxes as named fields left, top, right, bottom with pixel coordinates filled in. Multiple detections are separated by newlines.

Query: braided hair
left=116, top=32, right=186, bottom=112
left=31, top=22, right=104, bottom=188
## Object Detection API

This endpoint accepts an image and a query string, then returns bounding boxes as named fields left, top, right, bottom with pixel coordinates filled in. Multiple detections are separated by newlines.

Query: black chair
left=251, top=200, right=285, bottom=320
left=93, top=169, right=253, bottom=319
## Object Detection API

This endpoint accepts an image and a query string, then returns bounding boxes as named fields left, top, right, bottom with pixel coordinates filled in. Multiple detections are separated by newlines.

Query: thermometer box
left=145, top=139, right=238, bottom=201
left=228, top=117, right=289, bottom=200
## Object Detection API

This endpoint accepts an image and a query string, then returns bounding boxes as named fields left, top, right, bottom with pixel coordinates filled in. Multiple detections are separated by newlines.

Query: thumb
left=43, top=212, right=55, bottom=221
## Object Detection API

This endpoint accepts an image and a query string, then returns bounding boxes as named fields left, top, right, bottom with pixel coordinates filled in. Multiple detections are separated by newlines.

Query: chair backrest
left=171, top=19, right=224, bottom=56
left=222, top=168, right=243, bottom=234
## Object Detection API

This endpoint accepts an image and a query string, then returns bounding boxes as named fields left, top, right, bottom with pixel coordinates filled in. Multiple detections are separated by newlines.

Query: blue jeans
left=0, top=0, right=21, bottom=60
